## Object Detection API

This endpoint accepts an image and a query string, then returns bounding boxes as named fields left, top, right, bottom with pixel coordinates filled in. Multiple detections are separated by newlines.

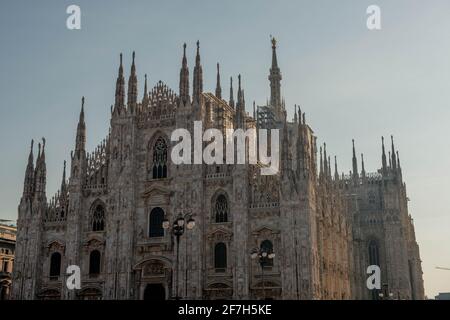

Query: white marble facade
left=11, top=40, right=424, bottom=300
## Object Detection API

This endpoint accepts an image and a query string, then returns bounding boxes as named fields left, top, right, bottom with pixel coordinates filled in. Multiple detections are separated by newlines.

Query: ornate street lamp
left=251, top=246, right=275, bottom=300
left=378, top=283, right=394, bottom=300
left=162, top=213, right=195, bottom=300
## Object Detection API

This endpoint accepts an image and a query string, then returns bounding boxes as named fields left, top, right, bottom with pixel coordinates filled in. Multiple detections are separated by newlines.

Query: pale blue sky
left=1, top=0, right=449, bottom=298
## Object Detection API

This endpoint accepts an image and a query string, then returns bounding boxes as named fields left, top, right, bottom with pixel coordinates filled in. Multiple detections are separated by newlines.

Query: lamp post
left=162, top=213, right=195, bottom=300
left=378, top=283, right=394, bottom=300
left=251, top=247, right=275, bottom=300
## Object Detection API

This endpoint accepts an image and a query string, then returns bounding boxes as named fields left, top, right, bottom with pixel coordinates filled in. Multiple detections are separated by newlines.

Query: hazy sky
left=1, top=0, right=449, bottom=298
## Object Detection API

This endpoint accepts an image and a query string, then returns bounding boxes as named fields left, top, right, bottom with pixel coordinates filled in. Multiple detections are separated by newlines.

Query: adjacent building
left=0, top=222, right=16, bottom=300
left=435, top=292, right=450, bottom=300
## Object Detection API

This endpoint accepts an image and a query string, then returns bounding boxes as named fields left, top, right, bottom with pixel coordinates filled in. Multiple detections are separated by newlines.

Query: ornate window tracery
left=152, top=137, right=168, bottom=179
left=368, top=240, right=380, bottom=266
left=91, top=204, right=105, bottom=232
left=214, top=194, right=228, bottom=223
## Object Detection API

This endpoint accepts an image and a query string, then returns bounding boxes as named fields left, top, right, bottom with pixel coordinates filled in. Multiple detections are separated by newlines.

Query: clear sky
left=1, top=0, right=449, bottom=298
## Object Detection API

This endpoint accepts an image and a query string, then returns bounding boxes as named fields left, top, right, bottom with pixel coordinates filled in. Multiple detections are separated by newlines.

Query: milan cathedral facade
left=11, top=39, right=424, bottom=300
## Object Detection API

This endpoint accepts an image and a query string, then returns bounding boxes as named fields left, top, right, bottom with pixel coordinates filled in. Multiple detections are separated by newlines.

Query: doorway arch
left=143, top=283, right=166, bottom=300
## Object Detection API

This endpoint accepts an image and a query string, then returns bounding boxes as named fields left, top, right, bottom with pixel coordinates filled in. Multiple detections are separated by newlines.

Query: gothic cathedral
left=11, top=39, right=424, bottom=300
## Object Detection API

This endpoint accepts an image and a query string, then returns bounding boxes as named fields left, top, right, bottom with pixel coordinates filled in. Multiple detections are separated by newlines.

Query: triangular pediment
left=207, top=227, right=233, bottom=241
left=141, top=186, right=171, bottom=198
left=252, top=226, right=279, bottom=236
left=142, top=185, right=172, bottom=205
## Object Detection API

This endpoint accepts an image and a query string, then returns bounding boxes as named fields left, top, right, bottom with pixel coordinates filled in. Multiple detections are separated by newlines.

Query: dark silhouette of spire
left=60, top=160, right=67, bottom=196
left=319, top=146, right=323, bottom=178
left=192, top=41, right=203, bottom=104
left=381, top=136, right=387, bottom=173
left=179, top=43, right=190, bottom=104
left=361, top=153, right=366, bottom=178
left=268, top=37, right=282, bottom=116
left=34, top=138, right=47, bottom=198
left=235, top=75, right=245, bottom=128
left=334, top=156, right=339, bottom=181
left=22, top=139, right=35, bottom=198
left=391, top=135, right=397, bottom=170
left=127, top=51, right=138, bottom=111
left=229, top=77, right=235, bottom=108
left=75, top=97, right=86, bottom=158
left=215, top=63, right=222, bottom=99
left=114, top=53, right=125, bottom=109
left=142, top=74, right=149, bottom=107
left=281, top=110, right=291, bottom=176
left=294, top=104, right=298, bottom=123
left=323, top=143, right=328, bottom=179
left=352, top=139, right=358, bottom=180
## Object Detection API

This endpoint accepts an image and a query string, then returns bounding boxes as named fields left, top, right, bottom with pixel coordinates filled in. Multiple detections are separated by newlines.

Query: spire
left=237, top=74, right=242, bottom=102
left=381, top=136, right=387, bottom=173
left=75, top=97, right=86, bottom=157
left=296, top=114, right=306, bottom=177
left=114, top=53, right=125, bottom=109
left=271, top=37, right=279, bottom=69
left=179, top=43, right=190, bottom=104
left=237, top=75, right=246, bottom=109
left=253, top=101, right=256, bottom=119
left=127, top=51, right=138, bottom=111
left=28, top=139, right=34, bottom=167
left=281, top=110, right=291, bottom=176
left=391, top=135, right=397, bottom=170
left=142, top=74, right=149, bottom=107
left=298, top=105, right=302, bottom=125
left=192, top=40, right=203, bottom=104
left=319, top=146, right=323, bottom=178
left=334, top=156, right=339, bottom=181
left=352, top=139, right=358, bottom=180
left=328, top=156, right=332, bottom=179
left=235, top=75, right=245, bottom=128
left=323, top=143, right=328, bottom=179
left=229, top=77, right=235, bottom=108
left=396, top=151, right=401, bottom=169
left=80, top=96, right=85, bottom=122
left=34, top=138, right=47, bottom=198
left=60, top=160, right=67, bottom=193
left=361, top=153, right=366, bottom=177
left=37, top=141, right=41, bottom=163
left=268, top=36, right=282, bottom=117
left=22, top=139, right=35, bottom=198
left=40, top=138, right=46, bottom=164
left=294, top=104, right=298, bottom=123
left=215, top=63, right=222, bottom=99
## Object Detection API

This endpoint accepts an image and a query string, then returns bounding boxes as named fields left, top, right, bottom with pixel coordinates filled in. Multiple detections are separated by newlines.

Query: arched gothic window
left=261, top=240, right=274, bottom=267
left=368, top=240, right=380, bottom=266
left=152, top=137, right=168, bottom=179
left=214, top=242, right=227, bottom=272
left=368, top=240, right=380, bottom=300
left=149, top=207, right=165, bottom=237
left=89, top=250, right=101, bottom=275
left=214, top=194, right=228, bottom=223
left=49, top=252, right=61, bottom=278
left=92, top=204, right=105, bottom=232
